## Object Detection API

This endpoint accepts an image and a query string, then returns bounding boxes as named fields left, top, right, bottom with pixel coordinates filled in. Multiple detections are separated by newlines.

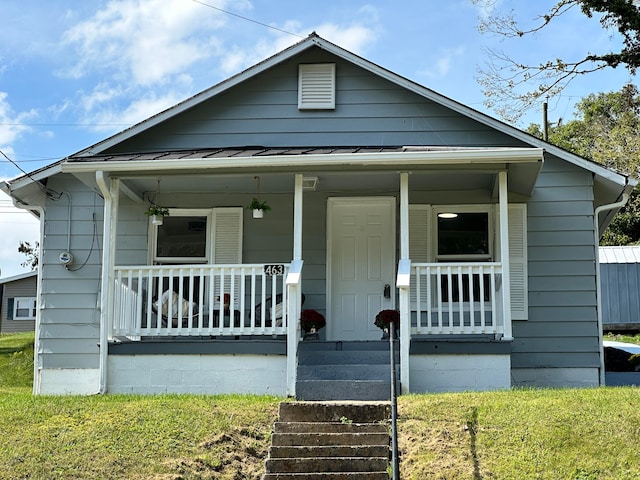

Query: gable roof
left=68, top=34, right=631, bottom=188
left=2, top=33, right=635, bottom=223
left=0, top=270, right=37, bottom=285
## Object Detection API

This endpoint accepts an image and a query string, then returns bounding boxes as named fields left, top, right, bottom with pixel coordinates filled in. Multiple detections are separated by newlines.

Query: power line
left=0, top=122, right=130, bottom=127
left=0, top=150, right=63, bottom=200
left=190, top=0, right=305, bottom=39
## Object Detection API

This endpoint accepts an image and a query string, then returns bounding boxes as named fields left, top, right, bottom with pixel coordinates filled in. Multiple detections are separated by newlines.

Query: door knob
left=384, top=284, right=391, bottom=298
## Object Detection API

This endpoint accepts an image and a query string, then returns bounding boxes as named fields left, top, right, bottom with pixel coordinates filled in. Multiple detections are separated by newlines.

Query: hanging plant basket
left=145, top=206, right=170, bottom=225
left=246, top=198, right=271, bottom=218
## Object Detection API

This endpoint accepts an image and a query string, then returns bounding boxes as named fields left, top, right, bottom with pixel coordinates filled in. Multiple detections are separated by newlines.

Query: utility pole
left=543, top=99, right=549, bottom=141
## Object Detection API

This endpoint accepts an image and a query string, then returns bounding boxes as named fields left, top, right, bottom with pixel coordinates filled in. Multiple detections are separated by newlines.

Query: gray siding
left=0, top=274, right=37, bottom=333
left=38, top=175, right=103, bottom=369
left=110, top=47, right=526, bottom=153
left=601, top=263, right=640, bottom=327
left=512, top=156, right=600, bottom=372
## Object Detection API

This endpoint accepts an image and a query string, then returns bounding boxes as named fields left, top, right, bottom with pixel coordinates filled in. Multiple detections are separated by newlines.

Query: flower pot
left=381, top=327, right=398, bottom=340
left=303, top=329, right=320, bottom=341
left=253, top=208, right=264, bottom=219
left=151, top=214, right=164, bottom=225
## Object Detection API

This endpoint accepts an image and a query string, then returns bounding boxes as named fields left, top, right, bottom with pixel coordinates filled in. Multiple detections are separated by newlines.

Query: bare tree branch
left=474, top=0, right=640, bottom=121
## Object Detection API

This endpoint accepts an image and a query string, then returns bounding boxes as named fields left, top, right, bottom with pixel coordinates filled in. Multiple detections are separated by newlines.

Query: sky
left=0, top=0, right=636, bottom=278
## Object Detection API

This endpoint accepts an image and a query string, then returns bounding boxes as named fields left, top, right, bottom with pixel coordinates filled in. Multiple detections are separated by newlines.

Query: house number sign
left=264, top=264, right=285, bottom=276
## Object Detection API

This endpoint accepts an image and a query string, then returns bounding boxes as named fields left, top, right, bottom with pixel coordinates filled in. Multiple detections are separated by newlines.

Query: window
left=436, top=208, right=492, bottom=302
left=150, top=208, right=242, bottom=265
left=435, top=207, right=492, bottom=261
left=148, top=207, right=243, bottom=304
left=153, top=211, right=210, bottom=264
left=9, top=297, right=37, bottom=320
left=408, top=203, right=528, bottom=319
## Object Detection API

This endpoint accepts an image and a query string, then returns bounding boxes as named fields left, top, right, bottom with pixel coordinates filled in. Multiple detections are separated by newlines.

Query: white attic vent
left=298, top=63, right=336, bottom=110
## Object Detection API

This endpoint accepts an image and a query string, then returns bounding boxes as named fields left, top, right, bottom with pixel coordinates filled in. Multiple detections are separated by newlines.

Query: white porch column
left=498, top=171, right=513, bottom=340
left=398, top=172, right=411, bottom=393
left=96, top=172, right=119, bottom=394
left=286, top=173, right=304, bottom=396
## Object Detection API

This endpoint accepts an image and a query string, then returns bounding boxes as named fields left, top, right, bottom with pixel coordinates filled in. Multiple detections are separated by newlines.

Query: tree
left=475, top=0, right=640, bottom=122
left=18, top=241, right=39, bottom=270
left=526, top=84, right=640, bottom=244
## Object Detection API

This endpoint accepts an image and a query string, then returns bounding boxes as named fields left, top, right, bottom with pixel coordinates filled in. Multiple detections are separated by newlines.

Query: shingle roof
left=66, top=145, right=533, bottom=163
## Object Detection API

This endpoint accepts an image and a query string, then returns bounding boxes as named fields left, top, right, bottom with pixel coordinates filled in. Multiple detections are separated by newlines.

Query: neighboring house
left=599, top=246, right=640, bottom=331
left=0, top=34, right=636, bottom=397
left=0, top=271, right=37, bottom=334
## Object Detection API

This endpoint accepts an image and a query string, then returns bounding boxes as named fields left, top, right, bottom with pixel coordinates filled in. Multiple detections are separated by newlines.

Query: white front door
left=327, top=197, right=396, bottom=341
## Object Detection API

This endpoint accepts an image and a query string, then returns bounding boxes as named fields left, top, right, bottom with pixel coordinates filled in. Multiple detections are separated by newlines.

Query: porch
left=110, top=261, right=508, bottom=340
left=87, top=147, right=543, bottom=395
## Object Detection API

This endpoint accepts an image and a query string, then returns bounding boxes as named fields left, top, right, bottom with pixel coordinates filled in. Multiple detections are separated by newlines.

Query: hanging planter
left=246, top=197, right=271, bottom=219
left=145, top=205, right=170, bottom=225
left=146, top=179, right=169, bottom=225
left=247, top=176, right=271, bottom=219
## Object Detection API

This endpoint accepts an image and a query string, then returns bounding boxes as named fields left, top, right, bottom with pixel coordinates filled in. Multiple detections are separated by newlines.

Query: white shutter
left=298, top=63, right=336, bottom=110
left=409, top=205, right=431, bottom=262
left=508, top=204, right=528, bottom=320
left=409, top=205, right=432, bottom=310
left=212, top=208, right=243, bottom=264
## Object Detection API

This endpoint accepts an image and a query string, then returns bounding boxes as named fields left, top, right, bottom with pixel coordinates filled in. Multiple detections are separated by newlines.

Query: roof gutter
left=61, top=148, right=544, bottom=174
left=594, top=191, right=630, bottom=387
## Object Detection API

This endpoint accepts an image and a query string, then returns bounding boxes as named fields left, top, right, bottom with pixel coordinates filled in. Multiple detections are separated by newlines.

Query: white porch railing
left=410, top=262, right=505, bottom=336
left=111, top=263, right=292, bottom=339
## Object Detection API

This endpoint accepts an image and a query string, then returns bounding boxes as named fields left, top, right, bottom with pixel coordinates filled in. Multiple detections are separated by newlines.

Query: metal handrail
left=389, top=322, right=399, bottom=480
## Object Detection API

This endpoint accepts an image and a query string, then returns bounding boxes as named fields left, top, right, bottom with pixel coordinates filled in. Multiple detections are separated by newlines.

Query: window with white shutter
left=298, top=64, right=336, bottom=110
left=151, top=208, right=242, bottom=264
left=408, top=204, right=528, bottom=318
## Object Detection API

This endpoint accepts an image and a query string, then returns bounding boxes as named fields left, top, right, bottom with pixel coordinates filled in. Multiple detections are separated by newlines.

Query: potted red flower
left=300, top=309, right=326, bottom=340
left=374, top=309, right=400, bottom=339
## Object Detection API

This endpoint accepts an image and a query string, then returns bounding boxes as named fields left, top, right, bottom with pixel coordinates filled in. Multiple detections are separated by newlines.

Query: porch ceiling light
left=302, top=176, right=318, bottom=190
left=438, top=212, right=458, bottom=219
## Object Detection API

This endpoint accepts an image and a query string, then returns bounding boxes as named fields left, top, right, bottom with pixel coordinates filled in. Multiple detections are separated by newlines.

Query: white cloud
left=85, top=90, right=186, bottom=133
left=61, top=0, right=233, bottom=86
left=0, top=191, right=39, bottom=279
left=56, top=1, right=382, bottom=133
left=0, top=92, right=37, bottom=149
left=217, top=15, right=381, bottom=77
left=420, top=46, right=466, bottom=78
left=311, top=22, right=378, bottom=55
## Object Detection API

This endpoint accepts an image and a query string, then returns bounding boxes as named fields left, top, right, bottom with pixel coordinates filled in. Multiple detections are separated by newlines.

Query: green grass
left=605, top=332, right=640, bottom=345
left=0, top=393, right=280, bottom=479
left=399, top=389, right=640, bottom=480
left=1, top=333, right=640, bottom=479
left=0, top=332, right=34, bottom=391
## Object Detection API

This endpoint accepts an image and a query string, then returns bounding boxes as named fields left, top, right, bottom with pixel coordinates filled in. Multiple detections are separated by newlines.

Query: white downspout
left=594, top=192, right=630, bottom=386
left=96, top=171, right=119, bottom=394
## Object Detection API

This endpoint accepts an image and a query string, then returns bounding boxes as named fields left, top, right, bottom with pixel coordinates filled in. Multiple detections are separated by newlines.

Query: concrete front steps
left=262, top=401, right=391, bottom=480
left=296, top=341, right=399, bottom=401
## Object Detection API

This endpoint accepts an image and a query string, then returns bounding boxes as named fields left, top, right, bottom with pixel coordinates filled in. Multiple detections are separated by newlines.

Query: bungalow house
left=1, top=34, right=635, bottom=397
left=0, top=271, right=38, bottom=334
